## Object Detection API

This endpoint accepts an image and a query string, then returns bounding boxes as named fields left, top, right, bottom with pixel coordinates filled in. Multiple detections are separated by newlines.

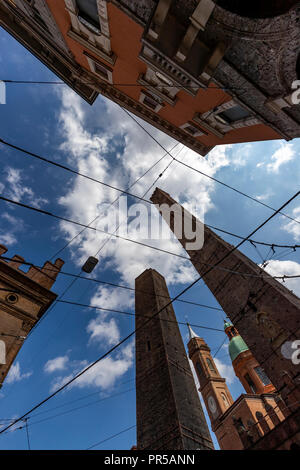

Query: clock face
left=208, top=395, right=217, bottom=414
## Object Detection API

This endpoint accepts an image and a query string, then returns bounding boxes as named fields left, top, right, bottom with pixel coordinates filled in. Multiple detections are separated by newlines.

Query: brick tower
left=224, top=320, right=275, bottom=395
left=188, top=324, right=299, bottom=450
left=150, top=187, right=300, bottom=407
left=135, top=268, right=214, bottom=450
left=187, top=324, right=234, bottom=431
left=0, top=244, right=64, bottom=386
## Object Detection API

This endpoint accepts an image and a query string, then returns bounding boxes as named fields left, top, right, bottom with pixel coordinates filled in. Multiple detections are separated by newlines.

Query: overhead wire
left=1, top=137, right=300, bottom=245
left=1, top=199, right=299, bottom=283
left=1, top=188, right=298, bottom=435
left=120, top=109, right=300, bottom=227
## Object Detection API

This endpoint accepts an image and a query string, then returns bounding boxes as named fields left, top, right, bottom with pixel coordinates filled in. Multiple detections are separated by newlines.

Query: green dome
left=224, top=321, right=233, bottom=330
left=228, top=336, right=249, bottom=362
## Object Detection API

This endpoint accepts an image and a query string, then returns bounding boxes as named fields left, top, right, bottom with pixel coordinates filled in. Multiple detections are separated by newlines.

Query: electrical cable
left=86, top=424, right=136, bottom=450
left=1, top=198, right=299, bottom=283
left=1, top=137, right=300, bottom=246
left=1, top=188, right=297, bottom=435
left=121, top=109, right=300, bottom=226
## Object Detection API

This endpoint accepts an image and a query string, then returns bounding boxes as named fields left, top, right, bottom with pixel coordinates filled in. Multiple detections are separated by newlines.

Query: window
left=254, top=366, right=272, bottom=386
left=180, top=122, right=205, bottom=137
left=139, top=90, right=163, bottom=113
left=84, top=52, right=113, bottom=83
left=244, top=373, right=257, bottom=394
left=196, top=362, right=205, bottom=381
left=76, top=0, right=101, bottom=34
left=137, top=68, right=179, bottom=106
left=195, top=99, right=259, bottom=138
left=221, top=392, right=229, bottom=408
left=206, top=358, right=216, bottom=373
left=216, top=106, right=251, bottom=125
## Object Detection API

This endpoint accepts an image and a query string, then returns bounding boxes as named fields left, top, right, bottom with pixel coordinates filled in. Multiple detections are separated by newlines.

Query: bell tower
left=224, top=320, right=275, bottom=395
left=187, top=324, right=234, bottom=431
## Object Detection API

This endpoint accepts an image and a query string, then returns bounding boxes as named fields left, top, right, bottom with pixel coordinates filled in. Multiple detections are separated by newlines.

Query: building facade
left=150, top=187, right=300, bottom=411
left=188, top=322, right=300, bottom=450
left=135, top=268, right=214, bottom=450
left=1, top=1, right=300, bottom=156
left=0, top=244, right=63, bottom=386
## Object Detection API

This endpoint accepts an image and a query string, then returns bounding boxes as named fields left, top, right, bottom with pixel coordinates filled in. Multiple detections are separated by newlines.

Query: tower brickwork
left=0, top=244, right=63, bottom=386
left=150, top=187, right=300, bottom=407
left=224, top=321, right=276, bottom=395
left=135, top=268, right=214, bottom=450
left=187, top=325, right=234, bottom=431
left=187, top=327, right=288, bottom=450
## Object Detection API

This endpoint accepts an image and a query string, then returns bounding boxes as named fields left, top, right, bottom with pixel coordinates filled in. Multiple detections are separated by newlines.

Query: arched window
left=206, top=358, right=216, bottom=372
left=254, top=366, right=271, bottom=386
left=196, top=361, right=204, bottom=379
left=221, top=392, right=229, bottom=408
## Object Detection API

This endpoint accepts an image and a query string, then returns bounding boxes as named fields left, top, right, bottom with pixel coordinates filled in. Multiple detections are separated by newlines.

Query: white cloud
left=0, top=232, right=17, bottom=246
left=44, top=355, right=69, bottom=373
left=266, top=144, right=295, bottom=173
left=4, top=167, right=48, bottom=208
left=50, top=88, right=236, bottom=394
left=56, top=87, right=233, bottom=287
left=262, top=259, right=300, bottom=297
left=5, top=362, right=32, bottom=384
left=50, top=341, right=134, bottom=393
left=281, top=206, right=300, bottom=241
left=214, top=358, right=236, bottom=385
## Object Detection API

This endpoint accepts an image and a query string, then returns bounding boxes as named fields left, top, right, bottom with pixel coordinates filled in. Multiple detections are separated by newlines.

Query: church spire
left=187, top=323, right=199, bottom=340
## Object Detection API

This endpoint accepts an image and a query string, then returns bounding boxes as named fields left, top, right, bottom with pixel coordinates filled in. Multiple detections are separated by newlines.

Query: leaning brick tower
left=150, top=187, right=300, bottom=408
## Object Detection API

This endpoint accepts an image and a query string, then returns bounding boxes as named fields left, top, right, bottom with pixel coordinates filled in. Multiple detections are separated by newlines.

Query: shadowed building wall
left=135, top=268, right=214, bottom=450
left=0, top=244, right=63, bottom=386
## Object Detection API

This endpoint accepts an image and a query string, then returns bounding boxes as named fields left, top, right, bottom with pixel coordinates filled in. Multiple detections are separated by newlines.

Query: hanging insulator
left=82, top=256, right=98, bottom=273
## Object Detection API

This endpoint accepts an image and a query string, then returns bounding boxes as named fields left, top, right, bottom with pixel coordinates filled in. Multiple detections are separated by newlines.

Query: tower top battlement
left=0, top=244, right=64, bottom=290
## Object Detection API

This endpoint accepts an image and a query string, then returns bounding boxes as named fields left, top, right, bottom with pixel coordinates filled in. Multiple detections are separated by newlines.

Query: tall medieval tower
left=0, top=244, right=63, bottom=386
left=135, top=268, right=214, bottom=450
left=150, top=188, right=300, bottom=408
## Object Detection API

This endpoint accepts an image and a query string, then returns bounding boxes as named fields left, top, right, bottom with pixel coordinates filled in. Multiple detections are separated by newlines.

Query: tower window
left=254, top=366, right=271, bottom=386
left=206, top=358, right=216, bottom=372
left=244, top=373, right=257, bottom=393
left=147, top=341, right=151, bottom=351
left=221, top=392, right=229, bottom=408
left=196, top=362, right=205, bottom=380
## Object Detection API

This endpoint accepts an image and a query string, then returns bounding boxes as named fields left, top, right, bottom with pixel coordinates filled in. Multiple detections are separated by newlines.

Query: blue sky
left=0, top=27, right=299, bottom=450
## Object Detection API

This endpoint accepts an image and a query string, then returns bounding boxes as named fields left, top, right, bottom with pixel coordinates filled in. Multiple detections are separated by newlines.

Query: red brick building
left=187, top=323, right=299, bottom=450
left=1, top=1, right=300, bottom=156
